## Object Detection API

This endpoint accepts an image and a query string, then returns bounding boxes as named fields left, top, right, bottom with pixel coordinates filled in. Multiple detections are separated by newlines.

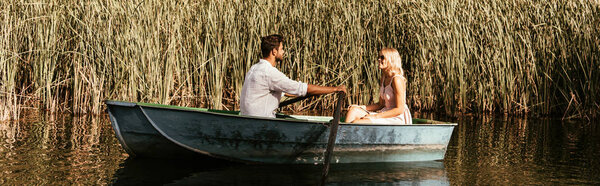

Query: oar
left=320, top=92, right=345, bottom=186
left=278, top=94, right=316, bottom=108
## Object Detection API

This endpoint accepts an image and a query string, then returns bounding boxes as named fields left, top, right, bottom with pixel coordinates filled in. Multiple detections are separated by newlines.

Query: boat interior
left=135, top=102, right=450, bottom=125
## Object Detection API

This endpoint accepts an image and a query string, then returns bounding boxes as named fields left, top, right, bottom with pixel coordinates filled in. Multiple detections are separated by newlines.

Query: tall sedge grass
left=1, top=0, right=599, bottom=120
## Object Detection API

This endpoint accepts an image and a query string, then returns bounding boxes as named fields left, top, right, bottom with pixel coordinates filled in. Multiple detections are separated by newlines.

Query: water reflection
left=0, top=118, right=18, bottom=150
left=1, top=113, right=599, bottom=185
left=0, top=113, right=125, bottom=185
left=111, top=158, right=229, bottom=185
left=444, top=115, right=600, bottom=185
left=112, top=159, right=448, bottom=185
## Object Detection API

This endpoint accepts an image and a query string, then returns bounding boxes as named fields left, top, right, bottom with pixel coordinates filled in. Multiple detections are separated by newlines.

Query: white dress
left=368, top=75, right=412, bottom=125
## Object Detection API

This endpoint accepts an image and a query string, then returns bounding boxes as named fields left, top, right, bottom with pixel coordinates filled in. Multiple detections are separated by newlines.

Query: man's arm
left=266, top=67, right=345, bottom=96
left=306, top=84, right=346, bottom=95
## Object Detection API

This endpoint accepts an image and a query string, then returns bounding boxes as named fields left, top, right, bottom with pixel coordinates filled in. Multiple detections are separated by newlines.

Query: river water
left=0, top=113, right=598, bottom=185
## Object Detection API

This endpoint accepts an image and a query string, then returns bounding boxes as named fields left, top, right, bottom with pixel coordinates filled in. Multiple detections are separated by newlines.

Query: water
left=1, top=113, right=599, bottom=185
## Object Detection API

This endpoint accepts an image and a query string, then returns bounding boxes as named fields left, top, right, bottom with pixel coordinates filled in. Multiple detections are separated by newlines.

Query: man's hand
left=307, top=84, right=347, bottom=95
left=335, top=85, right=347, bottom=94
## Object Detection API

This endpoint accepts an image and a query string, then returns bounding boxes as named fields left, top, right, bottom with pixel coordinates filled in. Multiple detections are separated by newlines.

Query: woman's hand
left=349, top=105, right=366, bottom=110
left=361, top=114, right=378, bottom=119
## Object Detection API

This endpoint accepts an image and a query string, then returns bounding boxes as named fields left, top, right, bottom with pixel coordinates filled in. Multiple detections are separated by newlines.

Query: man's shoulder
left=248, top=62, right=267, bottom=74
left=255, top=62, right=284, bottom=75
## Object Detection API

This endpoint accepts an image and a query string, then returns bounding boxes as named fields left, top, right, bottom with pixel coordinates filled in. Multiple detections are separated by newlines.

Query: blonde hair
left=381, top=48, right=404, bottom=77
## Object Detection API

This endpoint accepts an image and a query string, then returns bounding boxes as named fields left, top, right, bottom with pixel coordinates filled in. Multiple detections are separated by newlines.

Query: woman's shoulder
left=391, top=75, right=406, bottom=89
left=392, top=74, right=406, bottom=82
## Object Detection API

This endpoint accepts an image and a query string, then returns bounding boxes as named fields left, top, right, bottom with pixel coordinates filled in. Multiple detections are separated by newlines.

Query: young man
left=240, top=34, right=346, bottom=117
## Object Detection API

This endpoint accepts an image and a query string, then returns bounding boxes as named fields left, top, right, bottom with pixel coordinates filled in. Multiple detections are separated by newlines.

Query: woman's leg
left=345, top=106, right=368, bottom=123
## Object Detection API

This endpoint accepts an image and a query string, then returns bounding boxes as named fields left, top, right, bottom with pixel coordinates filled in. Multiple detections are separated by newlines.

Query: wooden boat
left=106, top=100, right=456, bottom=164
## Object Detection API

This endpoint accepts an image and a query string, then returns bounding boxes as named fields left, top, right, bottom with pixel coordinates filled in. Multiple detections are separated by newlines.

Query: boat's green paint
left=136, top=102, right=240, bottom=115
left=106, top=100, right=457, bottom=164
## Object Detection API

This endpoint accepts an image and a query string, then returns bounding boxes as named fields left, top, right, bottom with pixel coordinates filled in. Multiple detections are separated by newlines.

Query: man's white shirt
left=240, top=59, right=308, bottom=117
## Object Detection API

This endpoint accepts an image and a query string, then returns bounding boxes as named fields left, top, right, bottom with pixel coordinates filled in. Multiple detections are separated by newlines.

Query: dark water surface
left=1, top=113, right=599, bottom=185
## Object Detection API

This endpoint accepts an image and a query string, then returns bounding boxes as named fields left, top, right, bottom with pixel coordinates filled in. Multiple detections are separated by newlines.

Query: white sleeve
left=267, top=68, right=308, bottom=97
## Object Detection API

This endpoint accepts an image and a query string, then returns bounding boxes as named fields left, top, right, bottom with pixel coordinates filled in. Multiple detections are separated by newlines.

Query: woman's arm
left=364, top=77, right=406, bottom=119
left=348, top=96, right=383, bottom=112
left=361, top=76, right=385, bottom=111
left=363, top=96, right=385, bottom=111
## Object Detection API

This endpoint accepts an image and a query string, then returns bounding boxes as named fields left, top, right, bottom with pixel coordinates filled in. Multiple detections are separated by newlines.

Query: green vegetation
left=1, top=0, right=599, bottom=120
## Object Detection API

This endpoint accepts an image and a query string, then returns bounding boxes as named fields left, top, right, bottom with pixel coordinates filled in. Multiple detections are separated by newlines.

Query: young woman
left=345, top=48, right=412, bottom=124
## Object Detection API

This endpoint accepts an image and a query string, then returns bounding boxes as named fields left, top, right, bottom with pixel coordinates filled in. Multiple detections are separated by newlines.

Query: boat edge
left=105, top=101, right=137, bottom=157
left=142, top=103, right=456, bottom=127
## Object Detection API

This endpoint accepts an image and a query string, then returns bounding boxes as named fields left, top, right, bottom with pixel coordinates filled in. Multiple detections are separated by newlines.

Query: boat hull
left=106, top=101, right=199, bottom=159
left=107, top=101, right=456, bottom=164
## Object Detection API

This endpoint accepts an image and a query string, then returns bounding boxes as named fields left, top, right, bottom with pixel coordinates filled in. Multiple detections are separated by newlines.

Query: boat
left=105, top=100, right=456, bottom=164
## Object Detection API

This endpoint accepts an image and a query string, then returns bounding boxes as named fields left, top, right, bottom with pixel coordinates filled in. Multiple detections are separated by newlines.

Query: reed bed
left=1, top=0, right=599, bottom=120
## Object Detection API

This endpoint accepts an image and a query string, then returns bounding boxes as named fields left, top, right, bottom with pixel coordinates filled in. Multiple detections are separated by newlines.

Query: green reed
left=0, top=0, right=598, bottom=120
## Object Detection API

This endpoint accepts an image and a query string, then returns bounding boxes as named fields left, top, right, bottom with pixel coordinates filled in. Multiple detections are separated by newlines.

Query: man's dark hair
left=261, top=34, right=284, bottom=58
